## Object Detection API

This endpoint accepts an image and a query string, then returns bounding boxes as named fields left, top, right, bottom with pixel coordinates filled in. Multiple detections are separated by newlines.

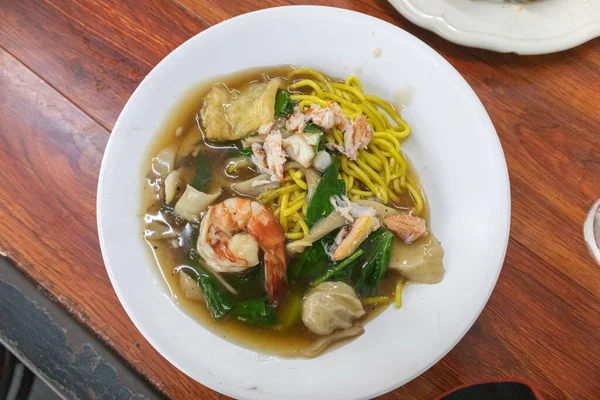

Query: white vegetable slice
left=151, top=144, right=178, bottom=179
left=179, top=270, right=203, bottom=301
left=312, top=150, right=332, bottom=171
left=283, top=133, right=315, bottom=168
left=164, top=169, right=180, bottom=205
left=302, top=131, right=321, bottom=146
left=174, top=185, right=221, bottom=221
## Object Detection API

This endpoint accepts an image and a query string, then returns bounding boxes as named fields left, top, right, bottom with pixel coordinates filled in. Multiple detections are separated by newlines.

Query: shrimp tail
left=264, top=249, right=287, bottom=306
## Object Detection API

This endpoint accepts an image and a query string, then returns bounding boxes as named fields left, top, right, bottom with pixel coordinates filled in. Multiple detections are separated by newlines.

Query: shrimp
left=197, top=198, right=287, bottom=305
left=382, top=214, right=427, bottom=244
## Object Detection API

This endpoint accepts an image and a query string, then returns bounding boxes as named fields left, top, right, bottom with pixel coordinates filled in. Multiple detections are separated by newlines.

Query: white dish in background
left=387, top=0, right=600, bottom=54
left=584, top=199, right=600, bottom=265
left=97, top=6, right=510, bottom=400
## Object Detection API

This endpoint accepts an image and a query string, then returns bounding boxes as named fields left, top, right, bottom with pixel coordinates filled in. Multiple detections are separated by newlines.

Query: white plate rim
left=387, top=0, right=600, bottom=55
left=97, top=6, right=512, bottom=399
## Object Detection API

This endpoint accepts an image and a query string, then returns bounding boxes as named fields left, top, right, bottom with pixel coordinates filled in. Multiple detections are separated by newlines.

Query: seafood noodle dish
left=143, top=66, right=445, bottom=357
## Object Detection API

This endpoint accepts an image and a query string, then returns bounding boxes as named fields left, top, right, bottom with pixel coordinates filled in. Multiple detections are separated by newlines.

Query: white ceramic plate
left=387, top=0, right=600, bottom=54
left=584, top=199, right=600, bottom=265
left=97, top=6, right=510, bottom=400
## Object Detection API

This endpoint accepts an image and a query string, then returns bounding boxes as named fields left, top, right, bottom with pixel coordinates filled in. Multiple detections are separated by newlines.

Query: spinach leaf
left=191, top=156, right=212, bottom=192
left=349, top=228, right=394, bottom=296
left=232, top=141, right=254, bottom=157
left=305, top=161, right=345, bottom=227
left=232, top=298, right=278, bottom=326
left=312, top=248, right=364, bottom=287
left=224, top=265, right=266, bottom=300
left=317, top=134, right=326, bottom=151
left=304, top=122, right=321, bottom=133
left=185, top=263, right=234, bottom=320
left=289, top=233, right=337, bottom=283
left=274, top=90, right=294, bottom=116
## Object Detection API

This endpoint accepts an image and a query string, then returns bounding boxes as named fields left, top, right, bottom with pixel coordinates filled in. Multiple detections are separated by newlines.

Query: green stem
left=312, top=248, right=364, bottom=287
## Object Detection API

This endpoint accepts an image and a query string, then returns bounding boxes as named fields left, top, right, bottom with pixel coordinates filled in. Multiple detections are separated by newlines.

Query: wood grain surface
left=1, top=0, right=599, bottom=399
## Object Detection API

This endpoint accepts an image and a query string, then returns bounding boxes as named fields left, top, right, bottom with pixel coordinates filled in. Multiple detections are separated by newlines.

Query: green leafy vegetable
left=191, top=157, right=212, bottom=192
left=278, top=293, right=303, bottom=328
left=292, top=228, right=393, bottom=295
left=238, top=147, right=254, bottom=157
left=288, top=233, right=337, bottom=282
left=184, top=264, right=234, bottom=320
left=232, top=141, right=254, bottom=157
left=305, top=161, right=345, bottom=227
left=349, top=228, right=393, bottom=296
left=312, top=248, right=364, bottom=287
left=304, top=122, right=321, bottom=133
left=274, top=90, right=294, bottom=116
left=232, top=298, right=278, bottom=326
left=183, top=261, right=276, bottom=325
left=317, top=134, right=326, bottom=151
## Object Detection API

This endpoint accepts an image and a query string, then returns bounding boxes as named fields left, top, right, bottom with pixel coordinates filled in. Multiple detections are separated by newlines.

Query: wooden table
left=1, top=1, right=599, bottom=399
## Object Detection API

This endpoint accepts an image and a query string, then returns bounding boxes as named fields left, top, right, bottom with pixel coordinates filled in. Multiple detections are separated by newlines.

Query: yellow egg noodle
left=259, top=68, right=424, bottom=239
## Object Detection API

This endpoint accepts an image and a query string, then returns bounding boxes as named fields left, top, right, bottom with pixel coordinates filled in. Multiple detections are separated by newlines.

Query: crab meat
left=328, top=101, right=349, bottom=130
left=332, top=215, right=380, bottom=261
left=382, top=214, right=427, bottom=244
left=330, top=195, right=377, bottom=223
left=286, top=103, right=338, bottom=134
left=283, top=133, right=315, bottom=168
left=286, top=109, right=307, bottom=133
left=251, top=130, right=287, bottom=181
left=342, top=115, right=373, bottom=161
left=257, top=121, right=274, bottom=135
left=305, top=105, right=335, bottom=130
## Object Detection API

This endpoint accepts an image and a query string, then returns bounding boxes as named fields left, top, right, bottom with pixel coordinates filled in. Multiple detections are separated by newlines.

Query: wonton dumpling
left=388, top=233, right=445, bottom=283
left=200, top=85, right=232, bottom=141
left=201, top=80, right=281, bottom=141
left=302, top=282, right=365, bottom=336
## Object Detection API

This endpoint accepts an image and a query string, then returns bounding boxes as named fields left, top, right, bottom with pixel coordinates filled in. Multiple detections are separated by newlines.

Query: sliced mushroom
left=286, top=211, right=346, bottom=255
left=230, top=174, right=280, bottom=197
left=354, top=199, right=400, bottom=219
